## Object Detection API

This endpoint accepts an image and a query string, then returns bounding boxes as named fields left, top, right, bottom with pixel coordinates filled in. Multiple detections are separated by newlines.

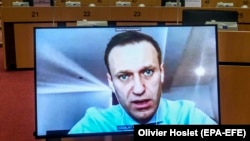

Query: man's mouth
left=131, top=99, right=151, bottom=109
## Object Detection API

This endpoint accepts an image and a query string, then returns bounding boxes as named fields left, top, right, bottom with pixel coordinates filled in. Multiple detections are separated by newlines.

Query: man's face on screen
left=107, top=41, right=164, bottom=124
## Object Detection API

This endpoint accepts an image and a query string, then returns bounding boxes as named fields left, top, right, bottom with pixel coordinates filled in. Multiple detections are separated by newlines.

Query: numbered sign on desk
left=60, top=7, right=111, bottom=21
left=111, top=7, right=161, bottom=21
left=2, top=7, right=59, bottom=22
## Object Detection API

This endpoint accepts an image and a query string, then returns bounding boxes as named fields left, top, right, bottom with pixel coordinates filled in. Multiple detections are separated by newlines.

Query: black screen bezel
left=33, top=25, right=221, bottom=139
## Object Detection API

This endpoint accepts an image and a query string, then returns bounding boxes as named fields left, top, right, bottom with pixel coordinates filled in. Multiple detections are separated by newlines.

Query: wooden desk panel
left=218, top=30, right=250, bottom=63
left=59, top=7, right=111, bottom=21
left=1, top=7, right=61, bottom=22
left=0, top=7, right=2, bottom=17
left=14, top=23, right=56, bottom=69
left=2, top=0, right=18, bottom=6
left=1, top=7, right=250, bottom=70
left=237, top=8, right=250, bottom=23
left=161, top=7, right=181, bottom=23
left=1, top=7, right=250, bottom=23
left=219, top=65, right=250, bottom=124
left=110, top=7, right=162, bottom=21
left=238, top=24, right=250, bottom=31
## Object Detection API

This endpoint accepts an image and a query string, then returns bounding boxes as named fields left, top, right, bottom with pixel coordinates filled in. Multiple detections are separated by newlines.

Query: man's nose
left=132, top=75, right=145, bottom=95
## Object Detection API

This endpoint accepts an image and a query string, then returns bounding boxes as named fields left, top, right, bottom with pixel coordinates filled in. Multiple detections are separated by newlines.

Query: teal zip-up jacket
left=68, top=98, right=217, bottom=134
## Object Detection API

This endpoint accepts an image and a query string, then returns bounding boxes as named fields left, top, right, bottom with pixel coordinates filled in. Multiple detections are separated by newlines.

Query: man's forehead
left=109, top=41, right=157, bottom=55
left=108, top=41, right=159, bottom=74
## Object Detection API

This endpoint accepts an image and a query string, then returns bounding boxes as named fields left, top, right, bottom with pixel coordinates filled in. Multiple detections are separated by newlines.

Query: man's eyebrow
left=141, top=65, right=156, bottom=70
left=114, top=70, right=131, bottom=76
left=113, top=64, right=158, bottom=75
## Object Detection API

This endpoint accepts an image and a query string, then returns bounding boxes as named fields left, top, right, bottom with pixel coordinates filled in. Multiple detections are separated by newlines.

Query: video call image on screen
left=34, top=25, right=220, bottom=138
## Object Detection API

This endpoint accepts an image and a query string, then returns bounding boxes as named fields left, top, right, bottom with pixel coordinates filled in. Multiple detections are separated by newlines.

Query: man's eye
left=118, top=74, right=129, bottom=81
left=144, top=69, right=153, bottom=76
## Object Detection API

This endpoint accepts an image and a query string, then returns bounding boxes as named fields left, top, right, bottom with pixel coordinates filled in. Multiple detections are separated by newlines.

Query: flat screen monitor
left=182, top=9, right=239, bottom=25
left=34, top=25, right=220, bottom=139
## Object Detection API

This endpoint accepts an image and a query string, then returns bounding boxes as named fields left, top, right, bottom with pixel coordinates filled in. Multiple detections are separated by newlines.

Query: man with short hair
left=68, top=30, right=217, bottom=134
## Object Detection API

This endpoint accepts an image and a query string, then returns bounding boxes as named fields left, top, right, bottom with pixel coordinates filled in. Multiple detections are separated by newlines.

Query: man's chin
left=132, top=112, right=155, bottom=124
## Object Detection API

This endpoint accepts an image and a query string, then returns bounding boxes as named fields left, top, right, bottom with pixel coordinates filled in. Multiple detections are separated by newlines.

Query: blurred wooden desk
left=1, top=7, right=250, bottom=70
left=218, top=30, right=250, bottom=124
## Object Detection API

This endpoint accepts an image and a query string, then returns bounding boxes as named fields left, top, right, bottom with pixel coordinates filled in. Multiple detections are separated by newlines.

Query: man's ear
left=107, top=73, right=116, bottom=93
left=160, top=63, right=165, bottom=83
